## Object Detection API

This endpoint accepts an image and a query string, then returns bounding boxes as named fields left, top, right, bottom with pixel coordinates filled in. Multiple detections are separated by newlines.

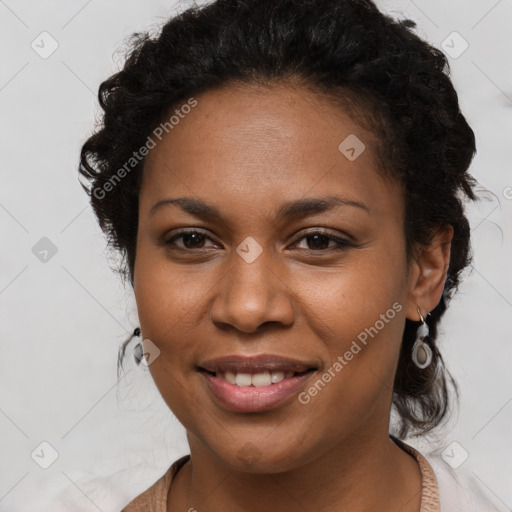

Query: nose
left=210, top=248, right=295, bottom=334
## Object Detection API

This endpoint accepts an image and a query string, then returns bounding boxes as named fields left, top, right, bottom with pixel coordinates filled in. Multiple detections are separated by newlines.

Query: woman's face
left=134, top=82, right=415, bottom=472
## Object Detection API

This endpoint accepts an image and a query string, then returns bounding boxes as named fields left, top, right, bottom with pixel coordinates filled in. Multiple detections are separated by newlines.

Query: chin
left=205, top=437, right=313, bottom=474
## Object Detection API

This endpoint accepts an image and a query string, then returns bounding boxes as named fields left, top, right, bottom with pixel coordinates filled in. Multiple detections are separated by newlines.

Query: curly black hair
left=78, top=0, right=477, bottom=438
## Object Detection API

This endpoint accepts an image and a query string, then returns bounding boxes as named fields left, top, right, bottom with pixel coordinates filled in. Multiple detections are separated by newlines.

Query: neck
left=168, top=428, right=422, bottom=512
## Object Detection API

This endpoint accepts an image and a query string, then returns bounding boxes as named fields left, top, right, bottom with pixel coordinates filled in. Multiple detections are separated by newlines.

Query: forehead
left=140, top=82, right=401, bottom=222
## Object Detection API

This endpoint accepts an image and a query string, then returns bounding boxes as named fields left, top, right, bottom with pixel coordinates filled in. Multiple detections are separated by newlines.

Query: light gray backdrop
left=0, top=0, right=511, bottom=510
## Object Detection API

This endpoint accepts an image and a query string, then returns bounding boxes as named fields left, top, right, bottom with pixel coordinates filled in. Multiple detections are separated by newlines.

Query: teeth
left=252, top=372, right=272, bottom=387
left=217, top=370, right=298, bottom=386
left=271, top=371, right=285, bottom=384
left=234, top=373, right=252, bottom=387
left=224, top=371, right=236, bottom=384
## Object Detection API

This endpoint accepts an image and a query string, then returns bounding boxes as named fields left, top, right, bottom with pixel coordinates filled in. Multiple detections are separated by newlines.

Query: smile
left=215, top=370, right=295, bottom=386
left=199, top=370, right=316, bottom=413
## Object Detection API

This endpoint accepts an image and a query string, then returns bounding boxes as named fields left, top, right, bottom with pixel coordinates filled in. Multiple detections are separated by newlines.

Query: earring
left=411, top=309, right=433, bottom=369
left=133, top=327, right=143, bottom=366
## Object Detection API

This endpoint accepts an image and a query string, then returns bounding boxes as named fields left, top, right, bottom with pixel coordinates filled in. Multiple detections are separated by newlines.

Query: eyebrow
left=148, top=195, right=370, bottom=221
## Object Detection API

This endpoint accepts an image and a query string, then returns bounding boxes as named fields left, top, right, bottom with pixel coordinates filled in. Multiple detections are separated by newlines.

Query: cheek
left=292, top=241, right=407, bottom=340
left=133, top=243, right=208, bottom=363
left=291, top=243, right=408, bottom=406
left=133, top=250, right=207, bottom=424
left=294, top=297, right=405, bottom=449
left=298, top=278, right=405, bottom=388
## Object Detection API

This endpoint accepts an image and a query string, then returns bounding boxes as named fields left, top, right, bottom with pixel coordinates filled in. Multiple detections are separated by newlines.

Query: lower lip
left=200, top=371, right=315, bottom=413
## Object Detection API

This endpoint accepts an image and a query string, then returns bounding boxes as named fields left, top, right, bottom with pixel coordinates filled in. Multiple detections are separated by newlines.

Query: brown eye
left=303, top=233, right=331, bottom=250
left=165, top=230, right=217, bottom=250
left=181, top=232, right=206, bottom=249
left=292, top=230, right=355, bottom=252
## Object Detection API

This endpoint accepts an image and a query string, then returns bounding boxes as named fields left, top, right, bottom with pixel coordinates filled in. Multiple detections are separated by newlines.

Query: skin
left=133, top=81, right=453, bottom=512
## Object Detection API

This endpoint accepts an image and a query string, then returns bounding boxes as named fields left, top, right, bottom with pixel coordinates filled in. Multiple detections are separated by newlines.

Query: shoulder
left=416, top=445, right=508, bottom=512
left=122, top=454, right=190, bottom=512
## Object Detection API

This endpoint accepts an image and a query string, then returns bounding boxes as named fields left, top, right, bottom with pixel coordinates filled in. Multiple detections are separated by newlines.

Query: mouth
left=196, top=355, right=319, bottom=412
left=198, top=368, right=316, bottom=387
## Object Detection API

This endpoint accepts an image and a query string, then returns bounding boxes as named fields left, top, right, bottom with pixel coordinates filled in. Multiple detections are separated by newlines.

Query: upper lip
left=198, top=354, right=318, bottom=374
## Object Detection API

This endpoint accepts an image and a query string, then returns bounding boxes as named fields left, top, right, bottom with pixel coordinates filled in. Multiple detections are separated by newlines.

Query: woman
left=79, top=0, right=501, bottom=510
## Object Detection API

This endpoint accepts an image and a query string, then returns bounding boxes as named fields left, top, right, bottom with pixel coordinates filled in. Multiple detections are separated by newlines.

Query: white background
left=0, top=0, right=511, bottom=510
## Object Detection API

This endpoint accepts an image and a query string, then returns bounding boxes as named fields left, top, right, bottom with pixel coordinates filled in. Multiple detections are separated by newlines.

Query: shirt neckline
left=390, top=435, right=441, bottom=512
left=129, top=437, right=440, bottom=511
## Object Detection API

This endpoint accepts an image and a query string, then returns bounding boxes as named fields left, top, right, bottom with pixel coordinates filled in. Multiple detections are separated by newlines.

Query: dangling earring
left=411, top=309, right=433, bottom=369
left=133, top=327, right=143, bottom=365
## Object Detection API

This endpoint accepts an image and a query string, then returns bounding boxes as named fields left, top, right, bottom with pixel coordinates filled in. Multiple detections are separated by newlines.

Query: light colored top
left=122, top=453, right=189, bottom=512
left=122, top=437, right=441, bottom=511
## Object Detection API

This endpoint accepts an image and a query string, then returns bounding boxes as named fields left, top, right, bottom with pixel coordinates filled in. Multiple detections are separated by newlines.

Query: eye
left=164, top=229, right=218, bottom=250
left=290, top=230, right=355, bottom=251
left=164, top=228, right=355, bottom=253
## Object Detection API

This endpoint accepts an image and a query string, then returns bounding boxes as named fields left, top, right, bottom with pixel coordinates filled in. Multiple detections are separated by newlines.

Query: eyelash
left=164, top=228, right=355, bottom=253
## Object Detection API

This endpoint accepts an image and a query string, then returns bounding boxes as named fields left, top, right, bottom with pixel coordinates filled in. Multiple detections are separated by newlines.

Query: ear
left=405, top=224, right=454, bottom=321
